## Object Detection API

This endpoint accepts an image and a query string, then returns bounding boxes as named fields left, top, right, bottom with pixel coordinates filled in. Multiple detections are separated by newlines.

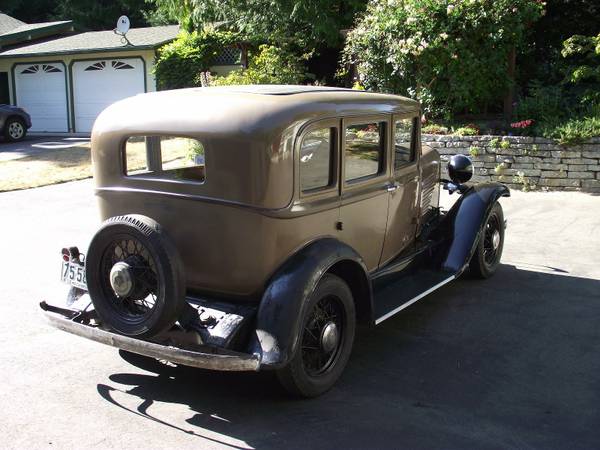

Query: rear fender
left=250, top=238, right=371, bottom=369
left=439, top=182, right=510, bottom=274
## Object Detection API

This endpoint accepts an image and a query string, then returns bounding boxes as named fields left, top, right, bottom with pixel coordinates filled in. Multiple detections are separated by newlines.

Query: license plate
left=60, top=260, right=87, bottom=290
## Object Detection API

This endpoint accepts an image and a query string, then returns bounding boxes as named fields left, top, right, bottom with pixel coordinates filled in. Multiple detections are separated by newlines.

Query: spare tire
left=85, top=215, right=185, bottom=338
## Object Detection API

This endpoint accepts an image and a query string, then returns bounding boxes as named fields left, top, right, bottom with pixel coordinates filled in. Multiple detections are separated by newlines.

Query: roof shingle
left=0, top=24, right=180, bottom=57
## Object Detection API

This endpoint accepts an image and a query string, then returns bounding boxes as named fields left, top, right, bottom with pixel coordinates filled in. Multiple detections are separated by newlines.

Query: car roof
left=92, top=85, right=420, bottom=139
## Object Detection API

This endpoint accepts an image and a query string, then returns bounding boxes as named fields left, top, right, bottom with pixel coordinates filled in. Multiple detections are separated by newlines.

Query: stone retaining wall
left=423, top=135, right=600, bottom=192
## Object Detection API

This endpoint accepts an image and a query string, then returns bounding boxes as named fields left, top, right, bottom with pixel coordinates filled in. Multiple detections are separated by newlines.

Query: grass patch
left=0, top=139, right=197, bottom=192
left=0, top=142, right=93, bottom=192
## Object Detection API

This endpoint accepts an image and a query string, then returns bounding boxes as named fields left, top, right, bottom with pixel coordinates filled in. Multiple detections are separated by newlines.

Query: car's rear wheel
left=4, top=118, right=26, bottom=142
left=276, top=274, right=356, bottom=397
left=469, top=202, right=505, bottom=278
left=85, top=215, right=185, bottom=338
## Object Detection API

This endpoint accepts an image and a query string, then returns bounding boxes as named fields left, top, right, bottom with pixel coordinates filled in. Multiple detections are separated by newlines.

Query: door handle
left=386, top=183, right=400, bottom=192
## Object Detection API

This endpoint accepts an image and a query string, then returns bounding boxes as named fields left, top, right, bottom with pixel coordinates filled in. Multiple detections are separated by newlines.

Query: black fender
left=440, top=182, right=510, bottom=274
left=250, top=238, right=371, bottom=369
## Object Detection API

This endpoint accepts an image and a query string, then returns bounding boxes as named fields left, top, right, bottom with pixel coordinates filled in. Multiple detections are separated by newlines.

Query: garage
left=72, top=58, right=145, bottom=132
left=14, top=63, right=69, bottom=132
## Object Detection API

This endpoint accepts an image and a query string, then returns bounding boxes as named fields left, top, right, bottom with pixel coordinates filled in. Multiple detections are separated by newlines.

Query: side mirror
left=448, top=154, right=473, bottom=184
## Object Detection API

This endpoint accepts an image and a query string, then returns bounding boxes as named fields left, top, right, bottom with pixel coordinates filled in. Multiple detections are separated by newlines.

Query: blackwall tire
left=469, top=202, right=505, bottom=279
left=4, top=118, right=26, bottom=142
left=86, top=215, right=185, bottom=338
left=276, top=274, right=356, bottom=398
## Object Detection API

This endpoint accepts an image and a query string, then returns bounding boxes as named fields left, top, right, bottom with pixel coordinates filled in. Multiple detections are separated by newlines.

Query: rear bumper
left=41, top=302, right=260, bottom=372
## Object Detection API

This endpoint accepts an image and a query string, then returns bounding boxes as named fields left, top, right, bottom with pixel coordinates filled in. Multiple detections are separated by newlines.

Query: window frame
left=122, top=134, right=207, bottom=185
left=296, top=118, right=340, bottom=200
left=342, top=115, right=389, bottom=188
left=392, top=114, right=419, bottom=172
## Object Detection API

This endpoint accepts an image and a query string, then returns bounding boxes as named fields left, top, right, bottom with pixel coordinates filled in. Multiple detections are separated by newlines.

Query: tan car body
left=91, top=86, right=440, bottom=300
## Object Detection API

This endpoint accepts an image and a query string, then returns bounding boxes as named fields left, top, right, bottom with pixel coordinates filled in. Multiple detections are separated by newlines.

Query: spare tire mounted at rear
left=85, top=215, right=186, bottom=338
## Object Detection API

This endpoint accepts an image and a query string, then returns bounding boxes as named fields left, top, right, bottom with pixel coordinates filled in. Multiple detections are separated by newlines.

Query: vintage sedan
left=42, top=85, right=509, bottom=397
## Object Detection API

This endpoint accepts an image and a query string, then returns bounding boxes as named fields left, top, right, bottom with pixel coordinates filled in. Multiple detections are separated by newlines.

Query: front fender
left=440, top=182, right=510, bottom=274
left=250, top=238, right=370, bottom=369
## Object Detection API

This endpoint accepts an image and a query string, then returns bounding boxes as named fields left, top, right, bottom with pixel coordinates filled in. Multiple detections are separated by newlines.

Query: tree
left=2, top=0, right=152, bottom=30
left=149, top=0, right=366, bottom=48
left=343, top=0, right=545, bottom=118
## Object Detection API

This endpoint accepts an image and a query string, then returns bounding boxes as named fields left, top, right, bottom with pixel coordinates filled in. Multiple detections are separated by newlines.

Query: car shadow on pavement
left=97, top=264, right=600, bottom=450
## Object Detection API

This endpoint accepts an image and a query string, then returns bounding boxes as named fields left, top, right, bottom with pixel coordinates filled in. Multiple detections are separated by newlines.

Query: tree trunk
left=503, top=46, right=516, bottom=122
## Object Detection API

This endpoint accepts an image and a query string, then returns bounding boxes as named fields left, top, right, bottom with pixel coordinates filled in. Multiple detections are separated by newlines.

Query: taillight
left=61, top=248, right=70, bottom=262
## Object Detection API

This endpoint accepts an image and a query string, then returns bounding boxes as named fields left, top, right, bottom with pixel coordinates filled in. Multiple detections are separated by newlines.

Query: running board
left=373, top=270, right=456, bottom=325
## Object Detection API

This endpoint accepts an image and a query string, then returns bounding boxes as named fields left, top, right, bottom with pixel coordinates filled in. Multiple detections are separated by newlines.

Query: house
left=0, top=13, right=185, bottom=133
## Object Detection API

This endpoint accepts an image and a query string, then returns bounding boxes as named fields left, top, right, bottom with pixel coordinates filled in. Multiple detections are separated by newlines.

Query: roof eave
left=0, top=40, right=174, bottom=59
left=0, top=21, right=74, bottom=48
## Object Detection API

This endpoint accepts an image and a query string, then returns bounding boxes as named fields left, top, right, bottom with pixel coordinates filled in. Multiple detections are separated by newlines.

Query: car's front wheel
left=469, top=201, right=505, bottom=278
left=4, top=118, right=26, bottom=142
left=276, top=274, right=356, bottom=397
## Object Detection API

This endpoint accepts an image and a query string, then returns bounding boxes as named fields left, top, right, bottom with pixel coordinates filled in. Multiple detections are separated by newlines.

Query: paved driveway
left=0, top=181, right=599, bottom=449
left=0, top=136, right=90, bottom=162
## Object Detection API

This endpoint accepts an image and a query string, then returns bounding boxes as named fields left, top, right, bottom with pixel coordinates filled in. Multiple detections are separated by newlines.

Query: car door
left=337, top=115, right=390, bottom=271
left=379, top=115, right=421, bottom=265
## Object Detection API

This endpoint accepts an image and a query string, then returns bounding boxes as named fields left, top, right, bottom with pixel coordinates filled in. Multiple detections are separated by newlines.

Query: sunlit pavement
left=0, top=181, right=599, bottom=449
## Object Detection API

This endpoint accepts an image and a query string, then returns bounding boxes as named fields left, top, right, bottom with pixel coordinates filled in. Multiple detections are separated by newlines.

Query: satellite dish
left=116, top=15, right=130, bottom=35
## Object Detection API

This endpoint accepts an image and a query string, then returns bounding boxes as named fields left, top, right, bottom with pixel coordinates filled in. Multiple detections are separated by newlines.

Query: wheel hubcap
left=9, top=123, right=23, bottom=139
left=110, top=261, right=134, bottom=297
left=320, top=321, right=339, bottom=353
left=492, top=229, right=501, bottom=250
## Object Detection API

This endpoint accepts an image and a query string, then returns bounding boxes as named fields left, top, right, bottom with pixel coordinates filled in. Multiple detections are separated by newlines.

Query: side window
left=394, top=118, right=416, bottom=170
left=125, top=136, right=206, bottom=183
left=345, top=122, right=385, bottom=182
left=300, top=127, right=334, bottom=192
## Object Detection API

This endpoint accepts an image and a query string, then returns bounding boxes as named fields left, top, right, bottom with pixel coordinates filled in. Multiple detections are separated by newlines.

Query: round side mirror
left=448, top=154, right=473, bottom=184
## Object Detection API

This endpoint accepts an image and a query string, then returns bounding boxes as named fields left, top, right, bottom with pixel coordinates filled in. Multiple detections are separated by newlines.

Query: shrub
left=343, top=0, right=544, bottom=118
left=154, top=30, right=239, bottom=90
left=453, top=126, right=479, bottom=136
left=422, top=124, right=449, bottom=135
left=547, top=116, right=600, bottom=145
left=212, top=45, right=309, bottom=86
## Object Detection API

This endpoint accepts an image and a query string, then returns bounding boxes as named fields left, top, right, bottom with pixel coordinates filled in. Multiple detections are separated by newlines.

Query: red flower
left=510, top=119, right=534, bottom=128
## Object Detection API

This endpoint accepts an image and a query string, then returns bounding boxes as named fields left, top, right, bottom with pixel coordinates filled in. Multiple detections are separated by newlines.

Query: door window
left=299, top=127, right=335, bottom=192
left=394, top=118, right=416, bottom=170
left=344, top=122, right=385, bottom=182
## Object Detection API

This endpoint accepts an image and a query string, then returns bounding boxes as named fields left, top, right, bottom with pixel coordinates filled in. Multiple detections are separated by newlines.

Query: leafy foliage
left=343, top=0, right=545, bottom=118
left=547, top=116, right=600, bottom=145
left=148, top=0, right=365, bottom=48
left=212, top=45, right=309, bottom=86
left=153, top=30, right=239, bottom=90
left=3, top=0, right=152, bottom=30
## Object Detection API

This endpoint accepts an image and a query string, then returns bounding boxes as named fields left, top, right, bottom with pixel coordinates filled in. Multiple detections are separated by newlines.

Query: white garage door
left=14, top=63, right=69, bottom=132
left=72, top=59, right=145, bottom=132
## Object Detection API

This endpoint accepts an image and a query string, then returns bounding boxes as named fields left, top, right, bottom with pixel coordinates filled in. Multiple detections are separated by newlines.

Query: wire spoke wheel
left=99, top=235, right=160, bottom=320
left=483, top=213, right=501, bottom=266
left=301, top=295, right=344, bottom=377
left=86, top=215, right=185, bottom=338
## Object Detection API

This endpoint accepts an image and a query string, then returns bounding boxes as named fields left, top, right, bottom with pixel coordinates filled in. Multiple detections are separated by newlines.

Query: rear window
left=125, top=136, right=205, bottom=183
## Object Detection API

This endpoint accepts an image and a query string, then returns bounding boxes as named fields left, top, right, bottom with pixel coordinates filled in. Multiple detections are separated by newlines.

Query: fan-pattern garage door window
left=111, top=60, right=134, bottom=70
left=84, top=61, right=106, bottom=71
left=21, top=64, right=62, bottom=74
left=84, top=60, right=134, bottom=71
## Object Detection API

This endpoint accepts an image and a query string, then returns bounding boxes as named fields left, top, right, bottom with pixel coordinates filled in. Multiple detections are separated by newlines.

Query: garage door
left=72, top=59, right=145, bottom=132
left=14, top=63, right=69, bottom=132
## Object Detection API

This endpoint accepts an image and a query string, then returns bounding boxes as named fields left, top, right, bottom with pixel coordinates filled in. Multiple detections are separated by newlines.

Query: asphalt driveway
left=0, top=136, right=90, bottom=162
left=0, top=181, right=599, bottom=449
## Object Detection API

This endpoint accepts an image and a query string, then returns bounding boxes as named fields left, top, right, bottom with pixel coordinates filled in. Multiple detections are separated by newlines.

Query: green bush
left=212, top=45, right=309, bottom=86
left=154, top=30, right=239, bottom=90
left=453, top=127, right=479, bottom=137
left=546, top=116, right=600, bottom=145
left=422, top=124, right=448, bottom=135
left=343, top=0, right=544, bottom=118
